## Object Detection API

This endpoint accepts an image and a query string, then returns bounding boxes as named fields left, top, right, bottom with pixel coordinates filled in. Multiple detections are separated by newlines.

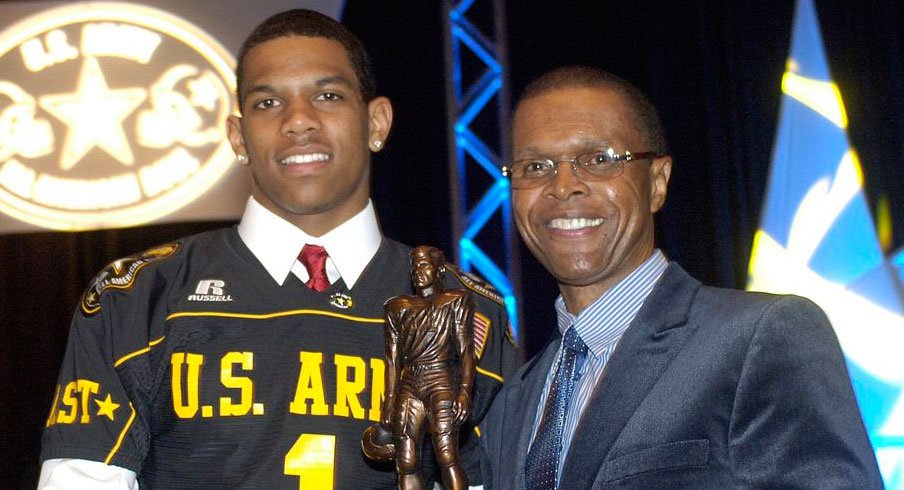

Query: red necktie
left=298, top=244, right=330, bottom=292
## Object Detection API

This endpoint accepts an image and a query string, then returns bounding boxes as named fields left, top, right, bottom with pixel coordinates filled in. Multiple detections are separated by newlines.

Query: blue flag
left=747, top=0, right=904, bottom=485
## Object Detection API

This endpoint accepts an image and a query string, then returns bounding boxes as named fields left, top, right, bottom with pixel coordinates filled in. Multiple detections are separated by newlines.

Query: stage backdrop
left=0, top=0, right=343, bottom=232
left=3, top=0, right=904, bottom=487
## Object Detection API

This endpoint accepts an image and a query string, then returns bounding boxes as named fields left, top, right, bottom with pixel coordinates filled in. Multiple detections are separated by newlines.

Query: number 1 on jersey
left=284, top=433, right=336, bottom=489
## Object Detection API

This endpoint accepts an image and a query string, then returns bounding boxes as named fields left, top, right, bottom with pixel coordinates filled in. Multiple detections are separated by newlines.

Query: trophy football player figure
left=363, top=246, right=475, bottom=490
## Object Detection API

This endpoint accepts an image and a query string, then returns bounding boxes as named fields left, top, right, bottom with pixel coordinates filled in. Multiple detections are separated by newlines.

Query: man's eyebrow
left=244, top=84, right=275, bottom=97
left=514, top=146, right=544, bottom=157
left=315, top=75, right=357, bottom=89
left=242, top=77, right=359, bottom=102
left=515, top=140, right=615, bottom=157
left=572, top=138, right=614, bottom=149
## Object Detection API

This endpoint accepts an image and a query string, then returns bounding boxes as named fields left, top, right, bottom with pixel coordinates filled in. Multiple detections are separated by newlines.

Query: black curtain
left=3, top=1, right=903, bottom=486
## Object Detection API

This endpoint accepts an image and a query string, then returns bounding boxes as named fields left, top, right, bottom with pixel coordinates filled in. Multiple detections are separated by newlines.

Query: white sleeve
left=38, top=459, right=138, bottom=490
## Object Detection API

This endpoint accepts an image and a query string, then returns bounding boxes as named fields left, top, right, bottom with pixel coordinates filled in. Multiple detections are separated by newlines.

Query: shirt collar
left=555, top=249, right=669, bottom=356
left=237, top=196, right=382, bottom=288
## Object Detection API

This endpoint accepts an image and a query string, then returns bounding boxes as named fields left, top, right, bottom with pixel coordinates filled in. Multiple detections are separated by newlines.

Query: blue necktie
left=524, top=327, right=588, bottom=489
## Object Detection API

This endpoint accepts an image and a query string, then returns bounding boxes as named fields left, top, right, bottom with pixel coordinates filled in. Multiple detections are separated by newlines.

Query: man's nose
left=546, top=161, right=589, bottom=200
left=281, top=100, right=321, bottom=137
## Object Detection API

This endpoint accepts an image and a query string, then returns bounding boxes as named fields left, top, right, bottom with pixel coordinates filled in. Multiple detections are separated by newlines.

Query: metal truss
left=443, top=0, right=519, bottom=340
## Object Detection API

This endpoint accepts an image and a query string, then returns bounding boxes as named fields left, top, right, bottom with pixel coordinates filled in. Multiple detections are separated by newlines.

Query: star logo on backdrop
left=38, top=57, right=147, bottom=170
left=95, top=393, right=120, bottom=421
left=0, top=3, right=237, bottom=231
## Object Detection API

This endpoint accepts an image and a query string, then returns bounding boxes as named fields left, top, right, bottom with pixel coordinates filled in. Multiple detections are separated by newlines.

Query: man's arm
left=38, top=459, right=138, bottom=489
left=39, top=246, right=177, bottom=486
left=729, top=295, right=883, bottom=488
left=381, top=301, right=403, bottom=427
left=39, top=305, right=150, bottom=487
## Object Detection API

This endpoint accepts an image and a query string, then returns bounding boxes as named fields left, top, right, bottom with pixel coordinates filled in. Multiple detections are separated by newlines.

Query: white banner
left=0, top=0, right=344, bottom=233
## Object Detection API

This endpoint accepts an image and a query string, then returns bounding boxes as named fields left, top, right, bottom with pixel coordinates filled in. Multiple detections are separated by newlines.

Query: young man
left=39, top=10, right=516, bottom=488
left=483, top=66, right=882, bottom=489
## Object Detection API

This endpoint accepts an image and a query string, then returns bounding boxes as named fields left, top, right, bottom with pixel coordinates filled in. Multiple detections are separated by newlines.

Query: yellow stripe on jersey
left=166, top=309, right=385, bottom=324
left=114, top=336, right=165, bottom=367
left=476, top=366, right=503, bottom=383
left=105, top=402, right=136, bottom=464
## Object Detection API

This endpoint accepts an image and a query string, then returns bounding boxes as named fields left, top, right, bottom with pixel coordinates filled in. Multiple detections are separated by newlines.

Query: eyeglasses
left=502, top=148, right=663, bottom=190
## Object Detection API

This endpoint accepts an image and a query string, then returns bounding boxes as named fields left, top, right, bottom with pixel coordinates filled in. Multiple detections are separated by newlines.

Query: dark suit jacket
left=483, top=264, right=883, bottom=489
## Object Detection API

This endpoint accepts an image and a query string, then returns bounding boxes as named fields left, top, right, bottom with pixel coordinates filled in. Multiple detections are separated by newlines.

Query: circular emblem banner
left=0, top=2, right=236, bottom=230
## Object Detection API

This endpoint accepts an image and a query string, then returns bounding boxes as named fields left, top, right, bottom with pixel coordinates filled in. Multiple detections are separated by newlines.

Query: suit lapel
left=560, top=264, right=702, bottom=489
left=510, top=339, right=560, bottom=489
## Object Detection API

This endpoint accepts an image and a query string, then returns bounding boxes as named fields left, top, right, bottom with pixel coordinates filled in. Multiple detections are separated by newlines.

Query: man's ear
left=226, top=115, right=248, bottom=164
left=367, top=96, right=393, bottom=152
left=649, top=156, right=672, bottom=213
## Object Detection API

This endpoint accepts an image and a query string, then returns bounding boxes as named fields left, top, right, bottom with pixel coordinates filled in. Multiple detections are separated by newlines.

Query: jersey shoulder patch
left=444, top=263, right=504, bottom=306
left=80, top=242, right=180, bottom=316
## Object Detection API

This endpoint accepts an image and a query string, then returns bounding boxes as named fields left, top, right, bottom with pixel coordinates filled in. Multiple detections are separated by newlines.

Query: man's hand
left=452, top=389, right=470, bottom=426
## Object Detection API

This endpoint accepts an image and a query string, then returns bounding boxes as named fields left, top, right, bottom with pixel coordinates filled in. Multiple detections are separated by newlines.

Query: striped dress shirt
left=528, top=249, right=669, bottom=486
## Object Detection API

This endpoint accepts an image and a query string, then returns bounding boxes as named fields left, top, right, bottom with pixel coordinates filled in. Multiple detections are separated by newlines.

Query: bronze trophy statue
left=362, top=246, right=476, bottom=490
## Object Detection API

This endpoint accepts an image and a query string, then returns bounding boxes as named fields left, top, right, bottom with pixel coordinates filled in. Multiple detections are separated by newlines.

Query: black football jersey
left=41, top=228, right=517, bottom=489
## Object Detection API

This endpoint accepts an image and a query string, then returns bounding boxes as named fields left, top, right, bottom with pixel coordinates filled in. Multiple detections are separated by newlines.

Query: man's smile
left=547, top=217, right=605, bottom=231
left=279, top=152, right=331, bottom=165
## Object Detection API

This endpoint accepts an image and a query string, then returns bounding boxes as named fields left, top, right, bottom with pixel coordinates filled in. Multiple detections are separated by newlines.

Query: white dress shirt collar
left=554, top=249, right=669, bottom=356
left=236, top=196, right=382, bottom=289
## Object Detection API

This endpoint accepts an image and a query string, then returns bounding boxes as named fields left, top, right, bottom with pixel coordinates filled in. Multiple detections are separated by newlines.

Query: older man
left=482, top=66, right=882, bottom=489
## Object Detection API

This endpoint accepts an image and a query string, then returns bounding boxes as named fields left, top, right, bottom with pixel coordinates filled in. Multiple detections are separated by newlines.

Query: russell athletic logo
left=0, top=3, right=236, bottom=230
left=188, top=279, right=234, bottom=302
